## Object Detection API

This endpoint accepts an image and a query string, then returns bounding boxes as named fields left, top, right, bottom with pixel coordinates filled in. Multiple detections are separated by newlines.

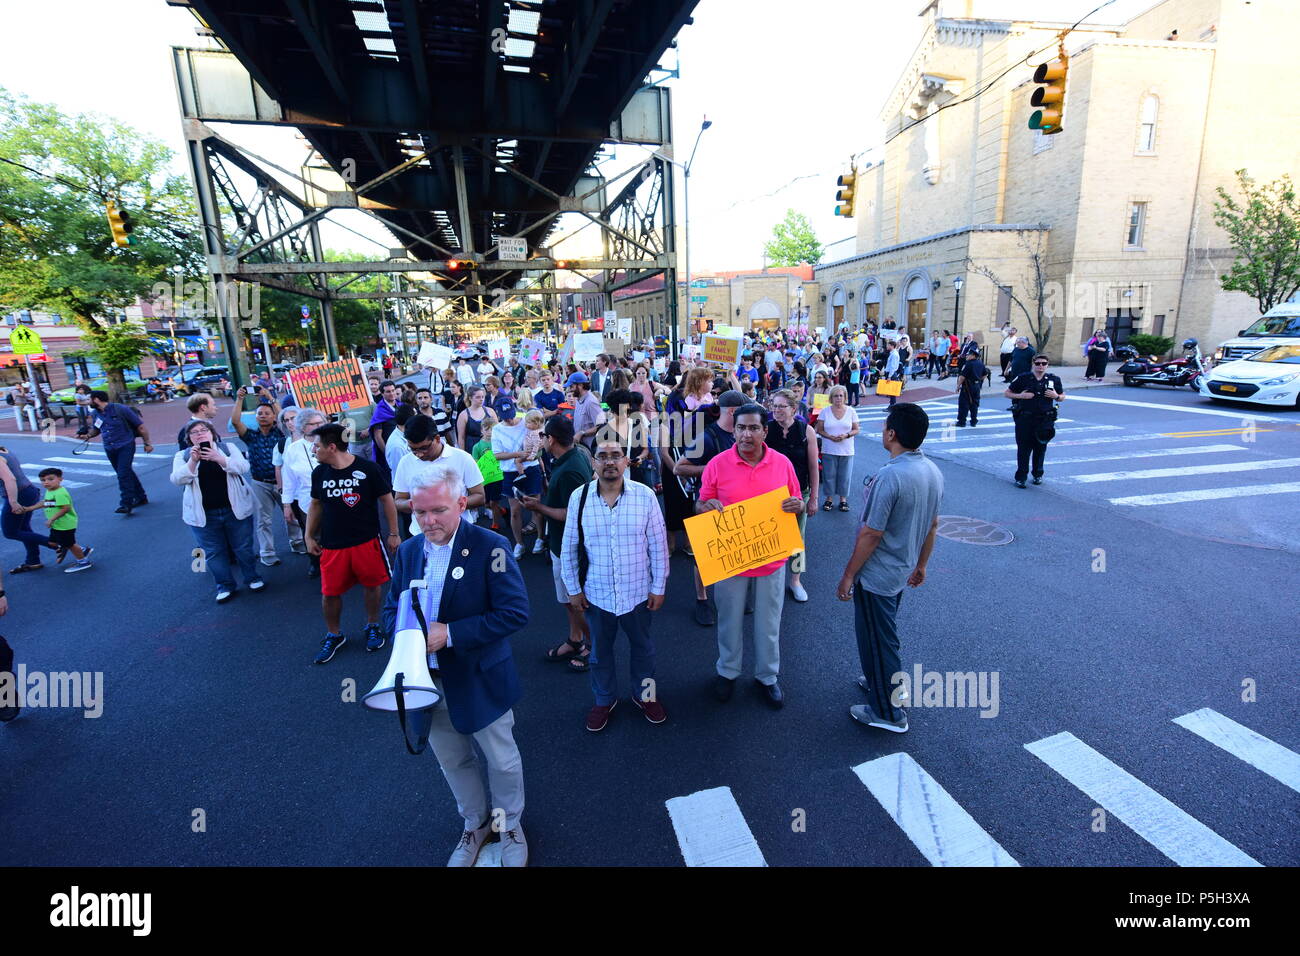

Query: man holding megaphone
left=378, top=464, right=531, bottom=867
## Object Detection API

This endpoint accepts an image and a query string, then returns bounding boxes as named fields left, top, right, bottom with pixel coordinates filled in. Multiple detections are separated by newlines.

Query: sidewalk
left=0, top=395, right=241, bottom=445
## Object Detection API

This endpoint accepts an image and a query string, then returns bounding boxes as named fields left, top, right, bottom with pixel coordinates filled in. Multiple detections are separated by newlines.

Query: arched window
left=1137, top=95, right=1158, bottom=154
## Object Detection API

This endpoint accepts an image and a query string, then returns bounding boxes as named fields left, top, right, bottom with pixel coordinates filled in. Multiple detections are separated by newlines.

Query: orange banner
left=286, top=357, right=371, bottom=415
left=684, top=487, right=803, bottom=587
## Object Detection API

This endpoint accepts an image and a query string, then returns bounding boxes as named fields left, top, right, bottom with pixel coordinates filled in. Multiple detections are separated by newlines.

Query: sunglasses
left=1033, top=361, right=1049, bottom=366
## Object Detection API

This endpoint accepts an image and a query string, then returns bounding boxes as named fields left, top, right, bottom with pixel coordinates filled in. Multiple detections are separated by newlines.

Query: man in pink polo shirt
left=697, top=403, right=805, bottom=709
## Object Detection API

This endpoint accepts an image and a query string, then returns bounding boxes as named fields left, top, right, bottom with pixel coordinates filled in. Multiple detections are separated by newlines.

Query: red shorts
left=320, top=538, right=391, bottom=596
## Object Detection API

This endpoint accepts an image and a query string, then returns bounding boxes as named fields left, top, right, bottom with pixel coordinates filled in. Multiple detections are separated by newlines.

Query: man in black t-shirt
left=1005, top=355, right=1065, bottom=488
left=305, top=423, right=400, bottom=663
left=956, top=354, right=987, bottom=427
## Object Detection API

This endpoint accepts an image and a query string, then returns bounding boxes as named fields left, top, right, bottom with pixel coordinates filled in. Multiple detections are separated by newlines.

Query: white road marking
left=40, top=457, right=121, bottom=469
left=1174, top=709, right=1300, bottom=794
left=852, top=752, right=1019, bottom=867
left=76, top=451, right=170, bottom=459
left=1045, top=444, right=1243, bottom=466
left=1066, top=394, right=1294, bottom=423
left=665, top=786, right=767, bottom=867
left=942, top=431, right=1189, bottom=454
left=1108, top=481, right=1300, bottom=506
left=17, top=464, right=89, bottom=487
left=1024, top=732, right=1260, bottom=867
left=21, top=462, right=113, bottom=478
left=1067, top=456, right=1300, bottom=483
left=928, top=424, right=1120, bottom=444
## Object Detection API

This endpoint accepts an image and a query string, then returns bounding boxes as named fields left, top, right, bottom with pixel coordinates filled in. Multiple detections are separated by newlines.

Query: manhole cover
left=935, top=515, right=1014, bottom=546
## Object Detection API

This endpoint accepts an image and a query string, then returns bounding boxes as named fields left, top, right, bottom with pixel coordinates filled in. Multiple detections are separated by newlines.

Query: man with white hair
left=382, top=464, right=530, bottom=867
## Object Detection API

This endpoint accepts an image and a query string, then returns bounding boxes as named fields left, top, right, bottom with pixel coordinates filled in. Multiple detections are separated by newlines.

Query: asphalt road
left=0, top=387, right=1296, bottom=867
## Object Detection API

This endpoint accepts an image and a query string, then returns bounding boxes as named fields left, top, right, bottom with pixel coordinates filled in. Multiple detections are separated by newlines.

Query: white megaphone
left=364, top=581, right=441, bottom=753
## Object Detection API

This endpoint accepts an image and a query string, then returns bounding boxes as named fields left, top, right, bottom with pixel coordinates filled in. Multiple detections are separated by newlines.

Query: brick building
left=814, top=0, right=1300, bottom=362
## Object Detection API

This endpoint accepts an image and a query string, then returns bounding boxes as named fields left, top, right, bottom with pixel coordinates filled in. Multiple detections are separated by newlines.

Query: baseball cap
left=566, top=371, right=590, bottom=387
left=717, top=389, right=747, bottom=408
left=497, top=399, right=518, bottom=421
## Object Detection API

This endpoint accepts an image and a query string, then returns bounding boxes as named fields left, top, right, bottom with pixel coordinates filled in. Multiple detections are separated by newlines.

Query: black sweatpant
left=854, top=587, right=904, bottom=723
left=957, top=388, right=981, bottom=425
left=1014, top=416, right=1047, bottom=482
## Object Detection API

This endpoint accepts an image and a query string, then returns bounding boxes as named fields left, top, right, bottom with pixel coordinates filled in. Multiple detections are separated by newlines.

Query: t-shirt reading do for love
left=310, top=456, right=391, bottom=550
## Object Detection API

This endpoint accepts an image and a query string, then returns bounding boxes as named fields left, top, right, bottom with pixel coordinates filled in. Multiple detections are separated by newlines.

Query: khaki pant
left=715, top=568, right=786, bottom=685
left=427, top=679, right=525, bottom=832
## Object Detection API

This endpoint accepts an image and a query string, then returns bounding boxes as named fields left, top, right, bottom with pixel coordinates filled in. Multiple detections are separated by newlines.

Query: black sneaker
left=54, top=545, right=68, bottom=564
left=692, top=599, right=716, bottom=627
left=1014, top=479, right=1027, bottom=489
left=114, top=505, right=132, bottom=515
left=1032, top=476, right=1043, bottom=485
left=364, top=623, right=386, bottom=652
left=314, top=632, right=346, bottom=664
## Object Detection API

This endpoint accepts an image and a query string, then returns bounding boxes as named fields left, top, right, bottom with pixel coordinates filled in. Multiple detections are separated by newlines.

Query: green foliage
left=1213, top=169, right=1300, bottom=314
left=1126, top=333, right=1175, bottom=358
left=763, top=209, right=823, bottom=267
left=0, top=86, right=202, bottom=330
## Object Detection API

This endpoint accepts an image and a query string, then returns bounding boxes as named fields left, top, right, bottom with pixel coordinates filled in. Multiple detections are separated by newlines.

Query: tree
left=0, top=88, right=202, bottom=400
left=1213, top=169, right=1300, bottom=314
left=964, top=231, right=1052, bottom=353
left=763, top=209, right=823, bottom=267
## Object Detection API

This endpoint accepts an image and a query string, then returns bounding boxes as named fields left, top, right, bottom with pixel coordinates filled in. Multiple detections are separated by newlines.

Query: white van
left=1213, top=303, right=1300, bottom=364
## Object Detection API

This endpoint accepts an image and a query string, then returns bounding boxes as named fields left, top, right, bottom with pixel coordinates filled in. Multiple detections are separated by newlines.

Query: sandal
left=9, top=564, right=44, bottom=574
left=839, top=502, right=849, bottom=512
left=545, top=638, right=587, bottom=667
left=823, top=500, right=833, bottom=511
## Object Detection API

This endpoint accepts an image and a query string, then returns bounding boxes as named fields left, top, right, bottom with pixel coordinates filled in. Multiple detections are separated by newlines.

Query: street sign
left=300, top=305, right=310, bottom=318
left=690, top=296, right=707, bottom=303
left=690, top=279, right=709, bottom=288
left=498, top=238, right=528, bottom=261
left=10, top=327, right=43, bottom=355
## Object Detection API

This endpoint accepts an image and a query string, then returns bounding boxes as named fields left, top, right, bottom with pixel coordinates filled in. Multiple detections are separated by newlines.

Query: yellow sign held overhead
left=9, top=326, right=44, bottom=355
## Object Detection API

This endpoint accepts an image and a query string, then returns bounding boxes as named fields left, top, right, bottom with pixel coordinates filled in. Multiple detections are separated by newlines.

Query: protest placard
left=574, top=332, right=605, bottom=362
left=417, top=343, right=453, bottom=370
left=682, top=343, right=701, bottom=361
left=286, top=357, right=371, bottom=416
left=684, top=487, right=804, bottom=587
left=812, top=393, right=831, bottom=410
left=701, top=334, right=742, bottom=367
left=617, top=317, right=632, bottom=342
left=632, top=350, right=646, bottom=363
left=558, top=334, right=575, bottom=366
left=517, top=338, right=546, bottom=367
left=487, top=338, right=511, bottom=363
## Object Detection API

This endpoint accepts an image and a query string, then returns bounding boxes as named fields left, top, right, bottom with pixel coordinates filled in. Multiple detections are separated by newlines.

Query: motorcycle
left=1116, top=338, right=1211, bottom=390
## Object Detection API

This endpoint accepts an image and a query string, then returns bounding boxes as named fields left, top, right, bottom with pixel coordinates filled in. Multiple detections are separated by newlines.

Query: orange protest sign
left=286, top=357, right=371, bottom=415
left=812, top=392, right=831, bottom=410
left=701, top=334, right=741, bottom=367
left=684, top=487, right=803, bottom=587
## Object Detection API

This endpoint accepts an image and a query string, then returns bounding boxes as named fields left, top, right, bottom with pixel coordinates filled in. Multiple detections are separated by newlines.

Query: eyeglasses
left=594, top=451, right=626, bottom=461
left=1033, top=361, right=1049, bottom=366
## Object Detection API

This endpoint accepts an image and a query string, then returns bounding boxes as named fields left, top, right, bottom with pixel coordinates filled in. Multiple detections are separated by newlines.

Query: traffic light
left=554, top=259, right=573, bottom=270
left=106, top=200, right=136, bottom=247
left=834, top=168, right=856, bottom=218
left=1029, top=54, right=1068, bottom=135
left=446, top=258, right=474, bottom=271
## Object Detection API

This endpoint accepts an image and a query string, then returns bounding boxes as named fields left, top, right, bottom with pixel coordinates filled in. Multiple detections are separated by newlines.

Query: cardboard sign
left=517, top=338, right=546, bottom=367
left=286, top=357, right=371, bottom=415
left=476, top=446, right=503, bottom=485
left=654, top=357, right=666, bottom=373
left=574, top=332, right=605, bottom=362
left=682, top=343, right=701, bottom=361
left=701, top=334, right=742, bottom=367
left=617, top=317, right=632, bottom=342
left=487, top=338, right=511, bottom=363
left=684, top=487, right=803, bottom=587
left=632, top=350, right=646, bottom=363
left=812, top=393, right=831, bottom=410
left=417, top=343, right=454, bottom=370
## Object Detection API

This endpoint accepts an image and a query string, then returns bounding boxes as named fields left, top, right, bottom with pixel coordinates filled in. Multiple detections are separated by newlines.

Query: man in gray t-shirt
left=836, top=403, right=942, bottom=734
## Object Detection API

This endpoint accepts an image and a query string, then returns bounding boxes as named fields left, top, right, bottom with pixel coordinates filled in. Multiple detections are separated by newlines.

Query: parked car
left=186, top=365, right=232, bottom=394
left=49, top=374, right=148, bottom=404
left=1212, top=304, right=1300, bottom=364
left=1199, top=344, right=1300, bottom=408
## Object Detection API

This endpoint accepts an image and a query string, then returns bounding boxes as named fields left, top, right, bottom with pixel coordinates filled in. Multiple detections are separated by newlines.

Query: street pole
left=23, top=354, right=48, bottom=428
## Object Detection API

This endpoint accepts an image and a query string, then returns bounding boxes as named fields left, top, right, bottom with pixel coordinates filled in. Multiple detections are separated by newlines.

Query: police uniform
left=1008, top=371, right=1063, bottom=483
left=956, top=356, right=986, bottom=426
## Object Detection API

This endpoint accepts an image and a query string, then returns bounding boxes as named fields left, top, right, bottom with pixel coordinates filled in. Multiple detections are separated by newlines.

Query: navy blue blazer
left=381, top=521, right=528, bottom=735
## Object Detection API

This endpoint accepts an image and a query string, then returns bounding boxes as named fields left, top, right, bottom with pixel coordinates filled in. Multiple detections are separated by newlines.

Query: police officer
left=1004, top=354, right=1064, bottom=488
left=956, top=348, right=987, bottom=427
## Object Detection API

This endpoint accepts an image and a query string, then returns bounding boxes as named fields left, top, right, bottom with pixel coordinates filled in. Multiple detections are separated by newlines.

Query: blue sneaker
left=364, top=623, right=386, bottom=653
left=314, top=632, right=346, bottom=664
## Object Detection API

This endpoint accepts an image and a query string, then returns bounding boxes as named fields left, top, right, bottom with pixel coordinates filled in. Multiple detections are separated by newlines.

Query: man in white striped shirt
left=561, top=438, right=670, bottom=733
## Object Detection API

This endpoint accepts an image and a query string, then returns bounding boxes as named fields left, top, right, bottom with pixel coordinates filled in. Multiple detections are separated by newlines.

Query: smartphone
left=200, top=441, right=213, bottom=451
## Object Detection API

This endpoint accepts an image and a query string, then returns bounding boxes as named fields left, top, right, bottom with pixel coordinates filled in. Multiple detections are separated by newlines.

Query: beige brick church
left=815, top=0, right=1300, bottom=363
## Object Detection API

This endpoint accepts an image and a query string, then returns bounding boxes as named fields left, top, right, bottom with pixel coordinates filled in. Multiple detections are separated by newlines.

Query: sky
left=0, top=0, right=1158, bottom=275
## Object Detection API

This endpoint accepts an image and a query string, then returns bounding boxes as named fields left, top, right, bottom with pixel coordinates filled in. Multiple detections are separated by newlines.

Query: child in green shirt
left=39, top=468, right=93, bottom=573
left=471, top=419, right=503, bottom=528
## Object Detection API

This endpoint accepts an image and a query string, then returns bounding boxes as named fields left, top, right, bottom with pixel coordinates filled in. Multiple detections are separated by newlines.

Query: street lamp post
left=953, top=275, right=964, bottom=335
left=677, top=116, right=712, bottom=359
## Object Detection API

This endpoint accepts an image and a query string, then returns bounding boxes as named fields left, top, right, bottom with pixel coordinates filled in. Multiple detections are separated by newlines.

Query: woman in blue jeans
left=169, top=420, right=264, bottom=603
left=0, top=446, right=58, bottom=573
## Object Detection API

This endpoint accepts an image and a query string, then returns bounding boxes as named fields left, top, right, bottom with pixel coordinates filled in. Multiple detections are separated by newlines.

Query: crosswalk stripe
left=1108, top=481, right=1300, bottom=506
left=1067, top=394, right=1293, bottom=424
left=942, top=431, right=1182, bottom=455
left=40, top=457, right=121, bottom=469
left=1046, top=444, right=1243, bottom=466
left=665, top=786, right=767, bottom=867
left=928, top=424, right=1120, bottom=444
left=21, top=462, right=113, bottom=478
left=1024, top=732, right=1261, bottom=867
left=1174, top=709, right=1300, bottom=794
left=1067, top=456, right=1300, bottom=483
left=861, top=412, right=1016, bottom=426
left=76, top=451, right=170, bottom=459
left=17, top=465, right=89, bottom=487
left=852, top=752, right=1020, bottom=867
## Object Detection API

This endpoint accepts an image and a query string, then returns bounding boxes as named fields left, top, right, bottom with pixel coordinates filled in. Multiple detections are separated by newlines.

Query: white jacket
left=279, top=436, right=318, bottom=511
left=170, top=442, right=254, bottom=527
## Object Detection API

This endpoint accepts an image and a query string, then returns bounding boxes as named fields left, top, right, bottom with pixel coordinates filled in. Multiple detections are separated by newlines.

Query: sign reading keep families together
left=684, top=488, right=803, bottom=587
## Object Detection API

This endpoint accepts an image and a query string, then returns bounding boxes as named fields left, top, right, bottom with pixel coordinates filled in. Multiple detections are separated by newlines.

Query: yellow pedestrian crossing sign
left=10, top=327, right=44, bottom=355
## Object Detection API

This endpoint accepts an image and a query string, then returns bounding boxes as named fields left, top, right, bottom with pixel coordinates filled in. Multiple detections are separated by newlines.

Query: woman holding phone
left=170, top=419, right=263, bottom=603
